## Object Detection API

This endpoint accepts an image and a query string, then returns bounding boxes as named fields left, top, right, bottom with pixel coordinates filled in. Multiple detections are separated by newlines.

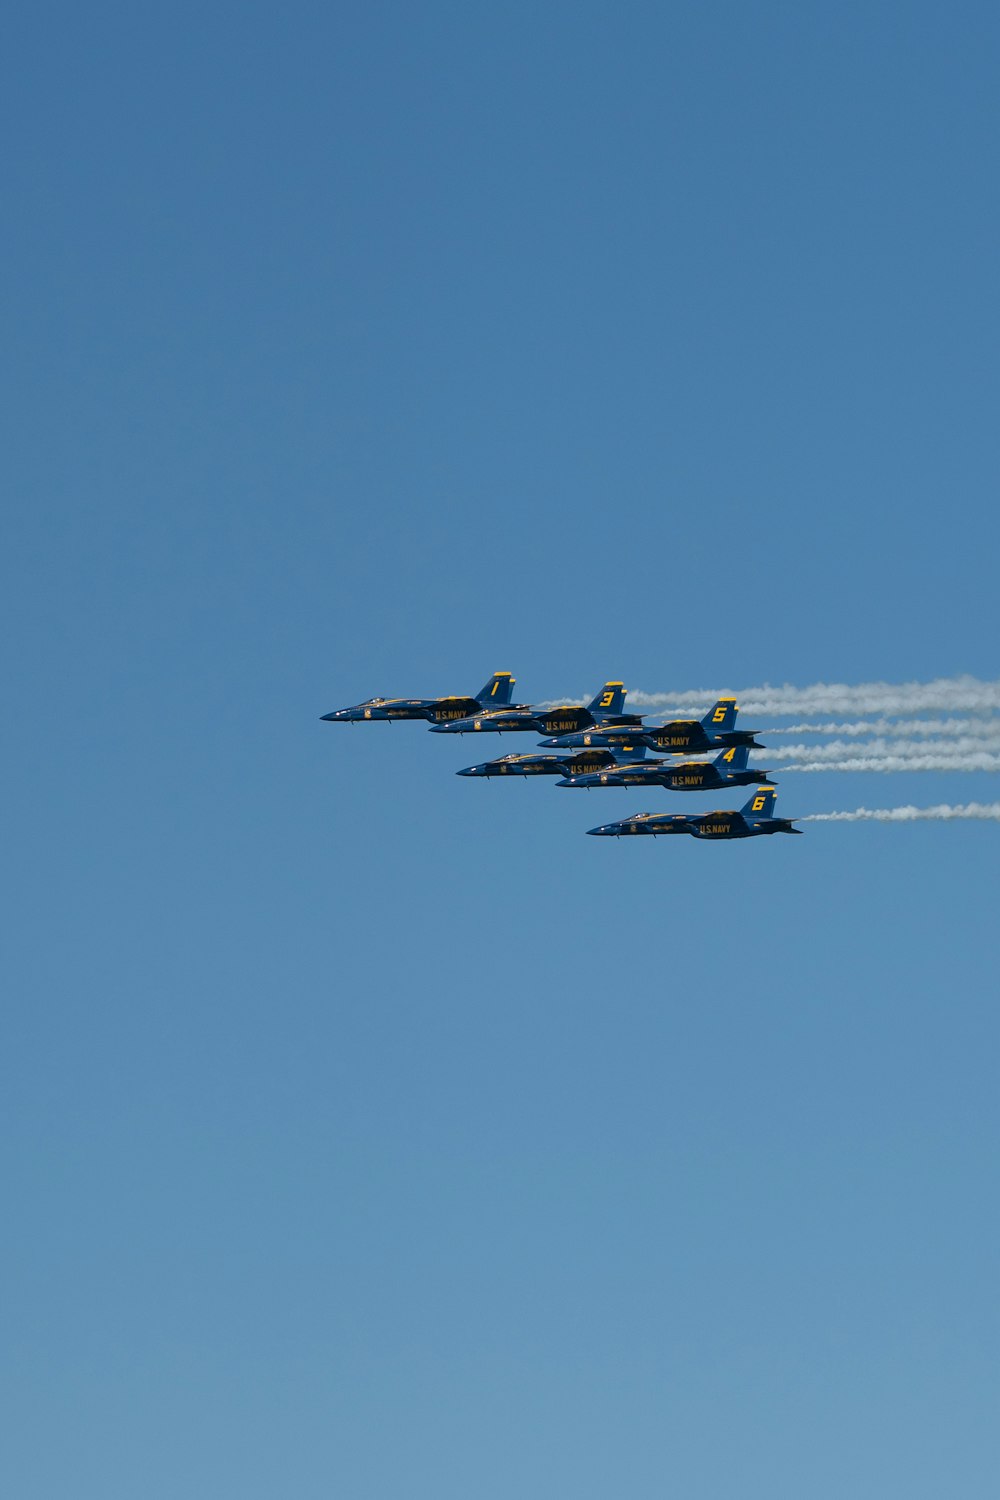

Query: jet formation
left=320, top=673, right=801, bottom=842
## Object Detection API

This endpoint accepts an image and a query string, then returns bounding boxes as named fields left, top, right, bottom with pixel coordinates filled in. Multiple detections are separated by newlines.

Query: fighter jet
left=586, top=787, right=801, bottom=839
left=321, top=671, right=516, bottom=725
left=430, top=681, right=641, bottom=737
left=557, top=744, right=769, bottom=793
left=456, top=742, right=650, bottom=779
left=539, top=696, right=762, bottom=753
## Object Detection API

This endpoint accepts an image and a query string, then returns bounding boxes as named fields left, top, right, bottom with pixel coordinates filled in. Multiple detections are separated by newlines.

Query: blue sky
left=4, top=4, right=998, bottom=1496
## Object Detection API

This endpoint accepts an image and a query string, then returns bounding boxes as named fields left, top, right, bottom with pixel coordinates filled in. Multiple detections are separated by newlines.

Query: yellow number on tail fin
left=751, top=795, right=766, bottom=811
left=722, top=747, right=736, bottom=762
left=712, top=706, right=726, bottom=723
left=599, top=691, right=614, bottom=708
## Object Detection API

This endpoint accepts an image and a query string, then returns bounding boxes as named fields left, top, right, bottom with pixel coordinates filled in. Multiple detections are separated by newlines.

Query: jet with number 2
left=557, top=744, right=769, bottom=793
left=540, top=696, right=761, bottom=753
left=586, top=787, right=800, bottom=839
left=456, top=741, right=651, bottom=779
left=321, top=671, right=516, bottom=725
left=430, top=681, right=640, bottom=738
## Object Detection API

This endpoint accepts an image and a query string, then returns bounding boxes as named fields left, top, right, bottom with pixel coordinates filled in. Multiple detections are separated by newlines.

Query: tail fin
left=476, top=672, right=515, bottom=706
left=587, top=681, right=626, bottom=717
left=701, top=696, right=738, bottom=733
left=714, top=743, right=749, bottom=771
left=741, top=786, right=777, bottom=819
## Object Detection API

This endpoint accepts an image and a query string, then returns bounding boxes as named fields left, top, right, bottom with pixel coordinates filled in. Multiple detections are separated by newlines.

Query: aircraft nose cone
left=587, top=824, right=612, bottom=835
left=320, top=711, right=342, bottom=721
left=456, top=765, right=482, bottom=776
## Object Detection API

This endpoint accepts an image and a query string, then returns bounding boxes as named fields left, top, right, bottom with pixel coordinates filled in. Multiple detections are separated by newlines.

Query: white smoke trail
left=753, top=737, right=1000, bottom=764
left=802, top=803, right=1000, bottom=822
left=766, top=716, right=1000, bottom=739
left=628, top=675, right=1000, bottom=716
left=780, top=753, right=1000, bottom=773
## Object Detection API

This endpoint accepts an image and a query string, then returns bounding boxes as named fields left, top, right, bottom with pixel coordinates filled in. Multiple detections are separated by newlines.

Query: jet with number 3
left=430, top=681, right=641, bottom=738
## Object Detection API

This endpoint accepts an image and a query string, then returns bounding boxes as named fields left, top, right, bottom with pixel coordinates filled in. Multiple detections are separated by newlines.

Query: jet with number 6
left=321, top=671, right=517, bottom=725
left=586, top=787, right=800, bottom=840
left=557, top=743, right=769, bottom=793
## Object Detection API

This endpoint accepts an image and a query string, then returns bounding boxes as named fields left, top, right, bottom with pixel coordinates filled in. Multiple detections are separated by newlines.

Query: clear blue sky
left=4, top=4, right=998, bottom=1496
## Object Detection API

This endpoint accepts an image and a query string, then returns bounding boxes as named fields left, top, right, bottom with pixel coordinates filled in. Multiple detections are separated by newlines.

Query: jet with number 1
left=587, top=787, right=801, bottom=839
left=321, top=671, right=516, bottom=725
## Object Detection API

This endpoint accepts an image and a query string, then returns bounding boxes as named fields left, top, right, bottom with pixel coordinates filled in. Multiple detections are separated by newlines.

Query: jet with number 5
left=321, top=671, right=517, bottom=725
left=430, top=681, right=641, bottom=738
left=557, top=743, right=769, bottom=793
left=586, top=787, right=800, bottom=839
left=539, top=696, right=762, bottom=754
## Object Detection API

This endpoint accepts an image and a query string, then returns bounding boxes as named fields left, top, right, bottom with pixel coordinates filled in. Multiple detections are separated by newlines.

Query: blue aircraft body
left=586, top=787, right=801, bottom=839
left=557, top=743, right=769, bottom=793
left=539, top=696, right=761, bottom=753
left=430, top=681, right=642, bottom=737
left=321, top=672, right=516, bottom=725
left=457, top=742, right=650, bottom=779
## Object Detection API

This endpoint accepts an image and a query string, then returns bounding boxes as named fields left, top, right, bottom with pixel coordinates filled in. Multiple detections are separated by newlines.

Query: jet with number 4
left=321, top=671, right=517, bottom=725
left=557, top=743, right=769, bottom=793
left=539, top=696, right=762, bottom=754
left=456, top=740, right=651, bottom=779
left=586, top=787, right=800, bottom=839
left=430, top=681, right=641, bottom=738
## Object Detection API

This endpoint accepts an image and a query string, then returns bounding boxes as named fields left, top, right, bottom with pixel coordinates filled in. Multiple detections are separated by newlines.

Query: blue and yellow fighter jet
left=557, top=744, right=769, bottom=793
left=321, top=672, right=516, bottom=725
left=539, top=696, right=761, bottom=753
left=430, top=681, right=640, bottom=738
left=457, top=741, right=650, bottom=779
left=586, top=787, right=800, bottom=839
